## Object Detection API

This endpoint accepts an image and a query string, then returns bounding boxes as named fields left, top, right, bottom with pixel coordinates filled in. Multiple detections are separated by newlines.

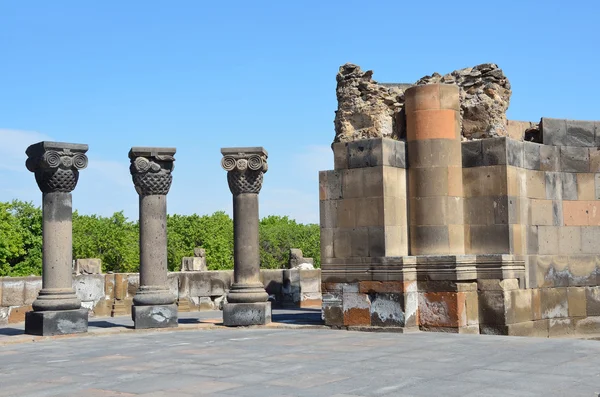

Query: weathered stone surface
left=132, top=304, right=177, bottom=329
left=288, top=248, right=314, bottom=270
left=334, top=64, right=405, bottom=143
left=180, top=256, right=207, bottom=272
left=24, top=308, right=88, bottom=336
left=223, top=302, right=271, bottom=326
left=75, top=258, right=102, bottom=274
left=416, top=63, right=512, bottom=139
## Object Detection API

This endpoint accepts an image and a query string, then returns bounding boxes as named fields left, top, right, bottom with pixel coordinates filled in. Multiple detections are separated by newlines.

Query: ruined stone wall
left=321, top=68, right=600, bottom=336
left=0, top=269, right=322, bottom=325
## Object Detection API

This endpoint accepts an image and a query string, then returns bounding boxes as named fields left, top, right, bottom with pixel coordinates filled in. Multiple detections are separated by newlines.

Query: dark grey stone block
left=370, top=293, right=405, bottom=327
left=24, top=308, right=88, bottom=336
left=522, top=141, right=541, bottom=170
left=560, top=173, right=578, bottom=200
left=595, top=121, right=600, bottom=146
left=462, top=140, right=483, bottom=168
left=560, top=146, right=589, bottom=172
left=506, top=139, right=523, bottom=168
left=482, top=138, right=507, bottom=166
left=539, top=145, right=560, bottom=171
left=545, top=172, right=562, bottom=200
left=347, top=139, right=382, bottom=168
left=223, top=302, right=272, bottom=326
left=132, top=304, right=178, bottom=329
left=540, top=118, right=567, bottom=146
left=566, top=120, right=595, bottom=147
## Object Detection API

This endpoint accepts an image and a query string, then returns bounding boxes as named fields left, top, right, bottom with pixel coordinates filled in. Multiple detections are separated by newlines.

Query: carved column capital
left=25, top=141, right=89, bottom=193
left=221, top=147, right=268, bottom=195
left=129, top=147, right=176, bottom=196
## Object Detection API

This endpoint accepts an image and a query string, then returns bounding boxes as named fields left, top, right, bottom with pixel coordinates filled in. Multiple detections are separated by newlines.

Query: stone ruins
left=321, top=63, right=600, bottom=336
left=2, top=62, right=600, bottom=339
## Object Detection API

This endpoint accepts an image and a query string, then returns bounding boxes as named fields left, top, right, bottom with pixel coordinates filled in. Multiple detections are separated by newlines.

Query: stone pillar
left=129, top=147, right=178, bottom=329
left=24, top=141, right=89, bottom=336
left=405, top=84, right=465, bottom=255
left=221, top=147, right=271, bottom=325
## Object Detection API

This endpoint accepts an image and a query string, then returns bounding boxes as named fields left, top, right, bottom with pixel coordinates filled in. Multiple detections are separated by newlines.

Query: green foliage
left=0, top=200, right=320, bottom=276
left=0, top=200, right=43, bottom=277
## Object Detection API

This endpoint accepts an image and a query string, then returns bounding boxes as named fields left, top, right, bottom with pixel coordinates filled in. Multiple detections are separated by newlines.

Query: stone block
left=381, top=138, right=406, bottom=168
left=469, top=225, right=510, bottom=254
left=23, top=277, right=42, bottom=305
left=581, top=227, right=600, bottom=254
left=368, top=227, right=385, bottom=257
left=419, top=292, right=461, bottom=328
left=576, top=173, right=595, bottom=200
left=464, top=196, right=494, bottom=225
left=347, top=139, right=382, bottom=168
left=558, top=227, right=582, bottom=255
left=180, top=257, right=207, bottom=272
left=563, top=201, right=589, bottom=226
left=355, top=197, right=384, bottom=227
left=530, top=199, right=553, bottom=226
left=410, top=225, right=449, bottom=255
left=552, top=200, right=563, bottom=226
left=126, top=274, right=139, bottom=298
left=566, top=120, right=595, bottom=147
left=560, top=146, right=589, bottom=173
left=534, top=255, right=570, bottom=288
left=299, top=270, right=321, bottom=293
left=408, top=137, right=461, bottom=168
left=92, top=299, right=112, bottom=317
left=337, top=198, right=357, bottom=228
left=532, top=288, right=542, bottom=320
left=526, top=170, right=546, bottom=199
left=73, top=274, right=105, bottom=304
left=540, top=118, right=567, bottom=146
left=261, top=270, right=284, bottom=296
left=462, top=140, right=483, bottom=168
left=548, top=318, right=576, bottom=337
left=539, top=144, right=560, bottom=171
left=342, top=168, right=364, bottom=199
left=482, top=138, right=507, bottom=166
left=567, top=255, right=597, bottom=286
left=560, top=173, right=578, bottom=200
left=350, top=227, right=370, bottom=257
left=523, top=141, right=541, bottom=170
left=0, top=307, right=7, bottom=326
left=104, top=274, right=115, bottom=299
left=332, top=142, right=348, bottom=170
left=198, top=297, right=214, bottom=310
left=359, top=281, right=405, bottom=294
left=506, top=139, right=523, bottom=168
left=322, top=302, right=344, bottom=326
left=477, top=279, right=519, bottom=291
left=574, top=316, right=600, bottom=334
left=319, top=170, right=342, bottom=201
left=1, top=278, right=25, bottom=306
left=596, top=174, right=600, bottom=199
left=132, top=304, right=178, bottom=329
left=537, top=226, right=559, bottom=254
left=342, top=291, right=370, bottom=326
left=320, top=228, right=334, bottom=259
left=586, top=286, right=600, bottom=316
left=24, top=308, right=88, bottom=336
left=409, top=167, right=449, bottom=198
left=589, top=148, right=600, bottom=172
left=370, top=293, right=405, bottom=327
left=567, top=287, right=586, bottom=317
left=545, top=172, right=562, bottom=200
left=75, top=258, right=102, bottom=274
left=527, top=226, right=539, bottom=255
left=8, top=305, right=32, bottom=323
left=480, top=166, right=508, bottom=196
left=333, top=229, right=352, bottom=258
left=541, top=287, right=568, bottom=319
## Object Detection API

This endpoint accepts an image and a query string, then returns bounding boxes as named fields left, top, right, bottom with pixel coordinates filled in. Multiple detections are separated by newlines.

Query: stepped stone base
left=25, top=308, right=88, bottom=336
left=132, top=304, right=178, bottom=329
left=223, top=302, right=272, bottom=326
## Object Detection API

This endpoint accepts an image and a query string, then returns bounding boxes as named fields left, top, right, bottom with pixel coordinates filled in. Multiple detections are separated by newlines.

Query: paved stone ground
left=1, top=309, right=600, bottom=396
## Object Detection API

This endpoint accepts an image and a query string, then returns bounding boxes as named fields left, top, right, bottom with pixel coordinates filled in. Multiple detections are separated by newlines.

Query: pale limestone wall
left=0, top=269, right=321, bottom=324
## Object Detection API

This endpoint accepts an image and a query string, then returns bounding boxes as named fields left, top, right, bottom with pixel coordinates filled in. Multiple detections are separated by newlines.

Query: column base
left=223, top=302, right=271, bottom=326
left=25, top=308, right=88, bottom=336
left=132, top=304, right=178, bottom=329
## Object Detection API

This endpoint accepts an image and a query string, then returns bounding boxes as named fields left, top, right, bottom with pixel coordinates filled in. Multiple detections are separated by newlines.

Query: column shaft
left=233, top=193, right=260, bottom=285
left=139, top=194, right=168, bottom=288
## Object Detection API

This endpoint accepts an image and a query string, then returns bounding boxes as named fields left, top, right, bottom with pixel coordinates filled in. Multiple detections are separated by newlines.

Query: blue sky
left=1, top=1, right=598, bottom=223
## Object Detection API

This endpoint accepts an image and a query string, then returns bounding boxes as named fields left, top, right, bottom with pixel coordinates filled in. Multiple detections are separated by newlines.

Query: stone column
left=129, top=147, right=178, bottom=329
left=405, top=84, right=465, bottom=255
left=24, top=141, right=89, bottom=336
left=221, top=147, right=271, bottom=326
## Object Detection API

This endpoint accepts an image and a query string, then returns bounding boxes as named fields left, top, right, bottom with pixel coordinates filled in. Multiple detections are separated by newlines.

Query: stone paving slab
left=1, top=309, right=600, bottom=396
